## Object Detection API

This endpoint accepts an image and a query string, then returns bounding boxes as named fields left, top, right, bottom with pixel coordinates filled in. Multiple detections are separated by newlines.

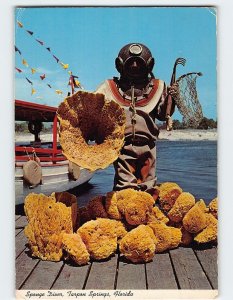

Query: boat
left=15, top=99, right=94, bottom=205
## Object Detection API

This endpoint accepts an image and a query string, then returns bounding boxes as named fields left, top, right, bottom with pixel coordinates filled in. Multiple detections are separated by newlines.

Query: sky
left=15, top=6, right=217, bottom=120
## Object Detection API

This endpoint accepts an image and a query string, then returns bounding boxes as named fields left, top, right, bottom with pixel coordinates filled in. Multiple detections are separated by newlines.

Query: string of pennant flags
left=15, top=46, right=64, bottom=96
left=15, top=20, right=83, bottom=97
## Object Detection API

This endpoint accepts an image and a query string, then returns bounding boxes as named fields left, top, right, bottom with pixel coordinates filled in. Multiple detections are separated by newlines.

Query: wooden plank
left=15, top=216, right=28, bottom=229
left=146, top=252, right=178, bottom=289
left=194, top=247, right=218, bottom=289
left=16, top=251, right=40, bottom=289
left=170, top=247, right=212, bottom=289
left=85, top=255, right=118, bottom=289
left=15, top=228, right=23, bottom=236
left=15, top=215, right=21, bottom=221
left=52, top=262, right=90, bottom=289
left=21, top=260, right=64, bottom=290
left=15, top=230, right=28, bottom=258
left=116, top=255, right=146, bottom=289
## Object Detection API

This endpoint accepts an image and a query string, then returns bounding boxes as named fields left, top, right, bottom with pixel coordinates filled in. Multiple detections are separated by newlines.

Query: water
left=156, top=140, right=217, bottom=204
left=69, top=140, right=217, bottom=207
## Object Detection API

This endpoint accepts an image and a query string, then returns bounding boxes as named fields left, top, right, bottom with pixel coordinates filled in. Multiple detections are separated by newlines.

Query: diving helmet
left=115, top=43, right=155, bottom=80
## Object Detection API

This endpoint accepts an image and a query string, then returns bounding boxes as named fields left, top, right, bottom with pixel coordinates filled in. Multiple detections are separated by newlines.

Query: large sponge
left=167, top=192, right=195, bottom=223
left=182, top=200, right=207, bottom=234
left=157, top=182, right=183, bottom=212
left=77, top=218, right=127, bottom=260
left=106, top=189, right=155, bottom=226
left=119, top=225, right=157, bottom=263
left=148, top=221, right=182, bottom=253
left=24, top=193, right=73, bottom=261
left=62, top=233, right=90, bottom=265
left=57, top=91, right=126, bottom=171
left=194, top=213, right=217, bottom=244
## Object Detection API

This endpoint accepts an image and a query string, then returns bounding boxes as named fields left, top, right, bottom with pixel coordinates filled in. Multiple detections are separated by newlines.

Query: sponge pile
left=23, top=183, right=217, bottom=265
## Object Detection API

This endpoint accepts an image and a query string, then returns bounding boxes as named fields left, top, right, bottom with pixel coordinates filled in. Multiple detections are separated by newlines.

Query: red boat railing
left=15, top=100, right=67, bottom=165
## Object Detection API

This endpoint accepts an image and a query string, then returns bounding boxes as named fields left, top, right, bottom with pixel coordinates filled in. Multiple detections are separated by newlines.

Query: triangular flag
left=40, top=74, right=46, bottom=80
left=55, top=90, right=63, bottom=95
left=74, top=79, right=81, bottom=87
left=15, top=46, right=22, bottom=55
left=31, top=88, right=36, bottom=95
left=26, top=30, right=34, bottom=35
left=31, top=68, right=36, bottom=74
left=15, top=67, right=22, bottom=73
left=46, top=47, right=51, bottom=52
left=26, top=77, right=33, bottom=85
left=17, top=21, right=23, bottom=28
left=36, top=39, right=44, bottom=46
left=53, top=55, right=59, bottom=63
left=22, top=59, right=29, bottom=67
left=60, top=62, right=69, bottom=69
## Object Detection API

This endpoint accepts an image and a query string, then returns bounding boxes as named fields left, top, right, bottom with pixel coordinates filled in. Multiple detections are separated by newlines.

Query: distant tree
left=198, top=117, right=217, bottom=129
left=171, top=117, right=217, bottom=130
left=197, top=117, right=209, bottom=129
left=172, top=119, right=183, bottom=129
left=208, top=118, right=217, bottom=129
left=197, top=117, right=217, bottom=129
left=15, top=122, right=28, bottom=132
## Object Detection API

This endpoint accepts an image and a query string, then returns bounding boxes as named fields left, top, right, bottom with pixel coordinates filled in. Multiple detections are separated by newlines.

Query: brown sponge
left=87, top=195, right=108, bottom=219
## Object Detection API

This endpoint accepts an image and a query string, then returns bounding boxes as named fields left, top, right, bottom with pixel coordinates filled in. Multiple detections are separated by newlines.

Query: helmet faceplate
left=115, top=43, right=154, bottom=79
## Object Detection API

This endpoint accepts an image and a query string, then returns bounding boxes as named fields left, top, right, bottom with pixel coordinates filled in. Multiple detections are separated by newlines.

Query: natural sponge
left=157, top=182, right=183, bottom=212
left=57, top=91, right=126, bottom=171
left=194, top=213, right=217, bottom=244
left=119, top=225, right=157, bottom=263
left=208, top=197, right=218, bottom=219
left=77, top=218, right=127, bottom=260
left=182, top=200, right=207, bottom=234
left=105, top=191, right=122, bottom=220
left=105, top=188, right=155, bottom=225
left=148, top=221, right=182, bottom=253
left=87, top=195, right=108, bottom=219
left=62, top=233, right=90, bottom=265
left=52, top=191, right=79, bottom=231
left=24, top=193, right=73, bottom=261
left=167, top=192, right=195, bottom=223
left=147, top=206, right=169, bottom=224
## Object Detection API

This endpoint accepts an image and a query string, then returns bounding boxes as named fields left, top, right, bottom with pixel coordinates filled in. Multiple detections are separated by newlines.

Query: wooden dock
left=15, top=214, right=218, bottom=291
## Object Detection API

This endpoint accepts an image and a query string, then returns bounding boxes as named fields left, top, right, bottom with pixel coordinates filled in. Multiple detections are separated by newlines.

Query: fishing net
left=175, top=72, right=203, bottom=128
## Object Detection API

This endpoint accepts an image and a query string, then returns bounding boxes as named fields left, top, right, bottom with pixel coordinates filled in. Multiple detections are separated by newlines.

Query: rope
left=130, top=85, right=137, bottom=140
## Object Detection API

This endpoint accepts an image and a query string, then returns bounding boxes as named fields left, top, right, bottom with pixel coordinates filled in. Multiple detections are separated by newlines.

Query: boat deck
left=16, top=214, right=218, bottom=291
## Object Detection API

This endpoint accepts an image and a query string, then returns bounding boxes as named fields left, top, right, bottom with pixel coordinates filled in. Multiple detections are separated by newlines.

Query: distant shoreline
left=158, top=129, right=217, bottom=141
left=15, top=129, right=217, bottom=143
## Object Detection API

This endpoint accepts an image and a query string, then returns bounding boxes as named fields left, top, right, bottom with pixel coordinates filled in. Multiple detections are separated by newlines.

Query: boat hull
left=15, top=163, right=93, bottom=205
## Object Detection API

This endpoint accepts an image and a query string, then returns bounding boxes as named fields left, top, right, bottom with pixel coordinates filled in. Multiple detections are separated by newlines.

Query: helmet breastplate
left=114, top=76, right=154, bottom=101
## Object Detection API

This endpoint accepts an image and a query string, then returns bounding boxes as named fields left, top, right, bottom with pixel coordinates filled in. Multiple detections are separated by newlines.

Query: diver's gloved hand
left=168, top=82, right=179, bottom=99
